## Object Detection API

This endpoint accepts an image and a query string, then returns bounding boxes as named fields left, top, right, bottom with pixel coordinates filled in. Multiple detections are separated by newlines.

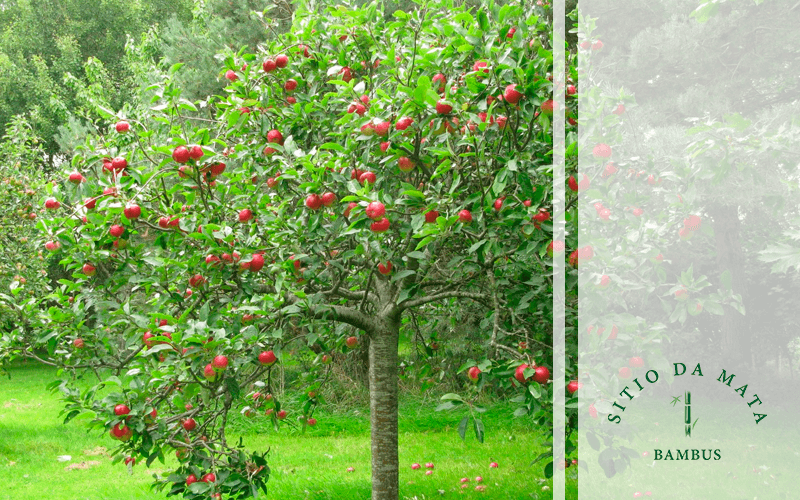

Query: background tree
left=0, top=0, right=194, bottom=162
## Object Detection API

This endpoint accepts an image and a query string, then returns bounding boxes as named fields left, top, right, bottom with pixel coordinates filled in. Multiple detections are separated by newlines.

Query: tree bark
left=368, top=313, right=400, bottom=500
left=709, top=204, right=748, bottom=368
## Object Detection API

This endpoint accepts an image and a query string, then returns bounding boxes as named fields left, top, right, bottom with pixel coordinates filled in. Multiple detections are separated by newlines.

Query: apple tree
left=0, top=114, right=52, bottom=375
left=28, top=1, right=553, bottom=499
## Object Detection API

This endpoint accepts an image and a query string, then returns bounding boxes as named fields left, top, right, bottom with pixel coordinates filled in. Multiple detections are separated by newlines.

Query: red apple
left=186, top=474, right=198, bottom=486
left=109, top=224, right=124, bottom=237
left=202, top=472, right=216, bottom=483
left=398, top=156, right=414, bottom=172
left=305, top=194, right=323, bottom=209
left=275, top=54, right=288, bottom=68
left=374, top=121, right=391, bottom=136
left=249, top=254, right=264, bottom=272
left=212, top=355, right=228, bottom=370
left=365, top=201, right=385, bottom=220
left=82, top=263, right=96, bottom=276
left=592, top=143, right=612, bottom=158
left=493, top=197, right=505, bottom=212
left=262, top=58, right=276, bottom=72
left=618, top=367, right=632, bottom=379
left=284, top=79, right=298, bottom=91
left=124, top=204, right=141, bottom=220
left=114, top=404, right=130, bottom=416
left=533, top=366, right=550, bottom=384
left=567, top=380, right=580, bottom=394
left=344, top=202, right=358, bottom=217
left=68, top=171, right=84, bottom=184
left=321, top=192, right=336, bottom=207
left=458, top=209, right=472, bottom=223
left=395, top=117, right=414, bottom=130
left=346, top=336, right=358, bottom=348
left=239, top=209, right=253, bottom=222
left=359, top=171, right=377, bottom=184
left=472, top=60, right=489, bottom=75
left=259, top=350, right=277, bottom=365
left=267, top=129, right=283, bottom=144
left=115, top=121, right=130, bottom=133
left=370, top=217, right=390, bottom=232
left=277, top=410, right=287, bottom=420
left=111, top=157, right=127, bottom=171
left=377, top=261, right=393, bottom=275
left=629, top=357, right=644, bottom=368
left=73, top=338, right=84, bottom=348
left=467, top=366, right=481, bottom=382
left=515, top=364, right=532, bottom=384
left=425, top=210, right=439, bottom=223
left=172, top=146, right=190, bottom=163
left=435, top=100, right=453, bottom=114
left=44, top=197, right=60, bottom=209
left=504, top=84, right=523, bottom=104
left=307, top=417, right=317, bottom=426
left=185, top=146, right=201, bottom=161
left=188, top=274, right=205, bottom=287
left=568, top=175, right=579, bottom=191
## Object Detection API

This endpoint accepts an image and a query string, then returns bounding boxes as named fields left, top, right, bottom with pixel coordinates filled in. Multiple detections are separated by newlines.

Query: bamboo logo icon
left=671, top=391, right=698, bottom=436
left=685, top=391, right=692, bottom=437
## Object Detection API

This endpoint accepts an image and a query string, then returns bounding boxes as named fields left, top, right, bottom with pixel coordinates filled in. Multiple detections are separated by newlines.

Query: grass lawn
left=0, top=361, right=569, bottom=500
left=577, top=397, right=800, bottom=499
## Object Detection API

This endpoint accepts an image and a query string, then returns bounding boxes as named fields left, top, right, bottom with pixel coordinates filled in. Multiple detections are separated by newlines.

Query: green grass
left=578, top=398, right=799, bottom=499
left=0, top=361, right=565, bottom=500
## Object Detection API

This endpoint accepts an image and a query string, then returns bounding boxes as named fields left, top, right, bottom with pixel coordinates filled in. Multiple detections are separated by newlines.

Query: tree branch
left=398, top=290, right=489, bottom=311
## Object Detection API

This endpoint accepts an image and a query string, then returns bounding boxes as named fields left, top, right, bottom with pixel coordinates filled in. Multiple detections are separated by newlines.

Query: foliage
left=3, top=0, right=557, bottom=498
left=0, top=115, right=51, bottom=376
left=0, top=0, right=194, bottom=159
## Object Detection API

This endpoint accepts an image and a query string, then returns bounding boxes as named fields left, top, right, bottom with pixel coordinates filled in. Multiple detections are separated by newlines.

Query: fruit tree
left=17, top=1, right=555, bottom=499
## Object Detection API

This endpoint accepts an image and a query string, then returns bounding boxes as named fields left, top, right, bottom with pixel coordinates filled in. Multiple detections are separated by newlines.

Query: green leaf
left=440, top=393, right=464, bottom=402
left=704, top=301, right=724, bottom=315
left=415, top=236, right=436, bottom=250
left=320, top=142, right=346, bottom=152
left=468, top=240, right=487, bottom=253
left=457, top=416, right=469, bottom=441
left=492, top=168, right=508, bottom=196
left=544, top=461, right=553, bottom=478
left=414, top=75, right=432, bottom=105
left=473, top=417, right=485, bottom=443
left=477, top=11, right=490, bottom=31
left=225, top=377, right=241, bottom=399
left=587, top=431, right=600, bottom=451
left=435, top=401, right=458, bottom=411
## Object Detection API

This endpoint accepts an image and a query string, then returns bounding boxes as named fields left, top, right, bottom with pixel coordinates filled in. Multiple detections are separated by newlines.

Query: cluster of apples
left=466, top=363, right=550, bottom=386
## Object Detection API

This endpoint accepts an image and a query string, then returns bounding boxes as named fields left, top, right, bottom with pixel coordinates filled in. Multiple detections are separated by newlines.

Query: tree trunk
left=368, top=313, right=400, bottom=500
left=709, top=205, right=748, bottom=368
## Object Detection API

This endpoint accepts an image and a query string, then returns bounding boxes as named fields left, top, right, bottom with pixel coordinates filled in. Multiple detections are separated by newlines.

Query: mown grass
left=0, top=361, right=570, bottom=500
left=577, top=397, right=799, bottom=499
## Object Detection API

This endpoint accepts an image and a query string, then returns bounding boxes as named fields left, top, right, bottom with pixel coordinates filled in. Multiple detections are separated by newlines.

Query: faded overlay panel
left=577, top=0, right=800, bottom=498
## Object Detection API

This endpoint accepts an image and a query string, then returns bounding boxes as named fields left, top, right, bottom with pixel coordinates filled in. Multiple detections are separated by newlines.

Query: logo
left=670, top=391, right=698, bottom=437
